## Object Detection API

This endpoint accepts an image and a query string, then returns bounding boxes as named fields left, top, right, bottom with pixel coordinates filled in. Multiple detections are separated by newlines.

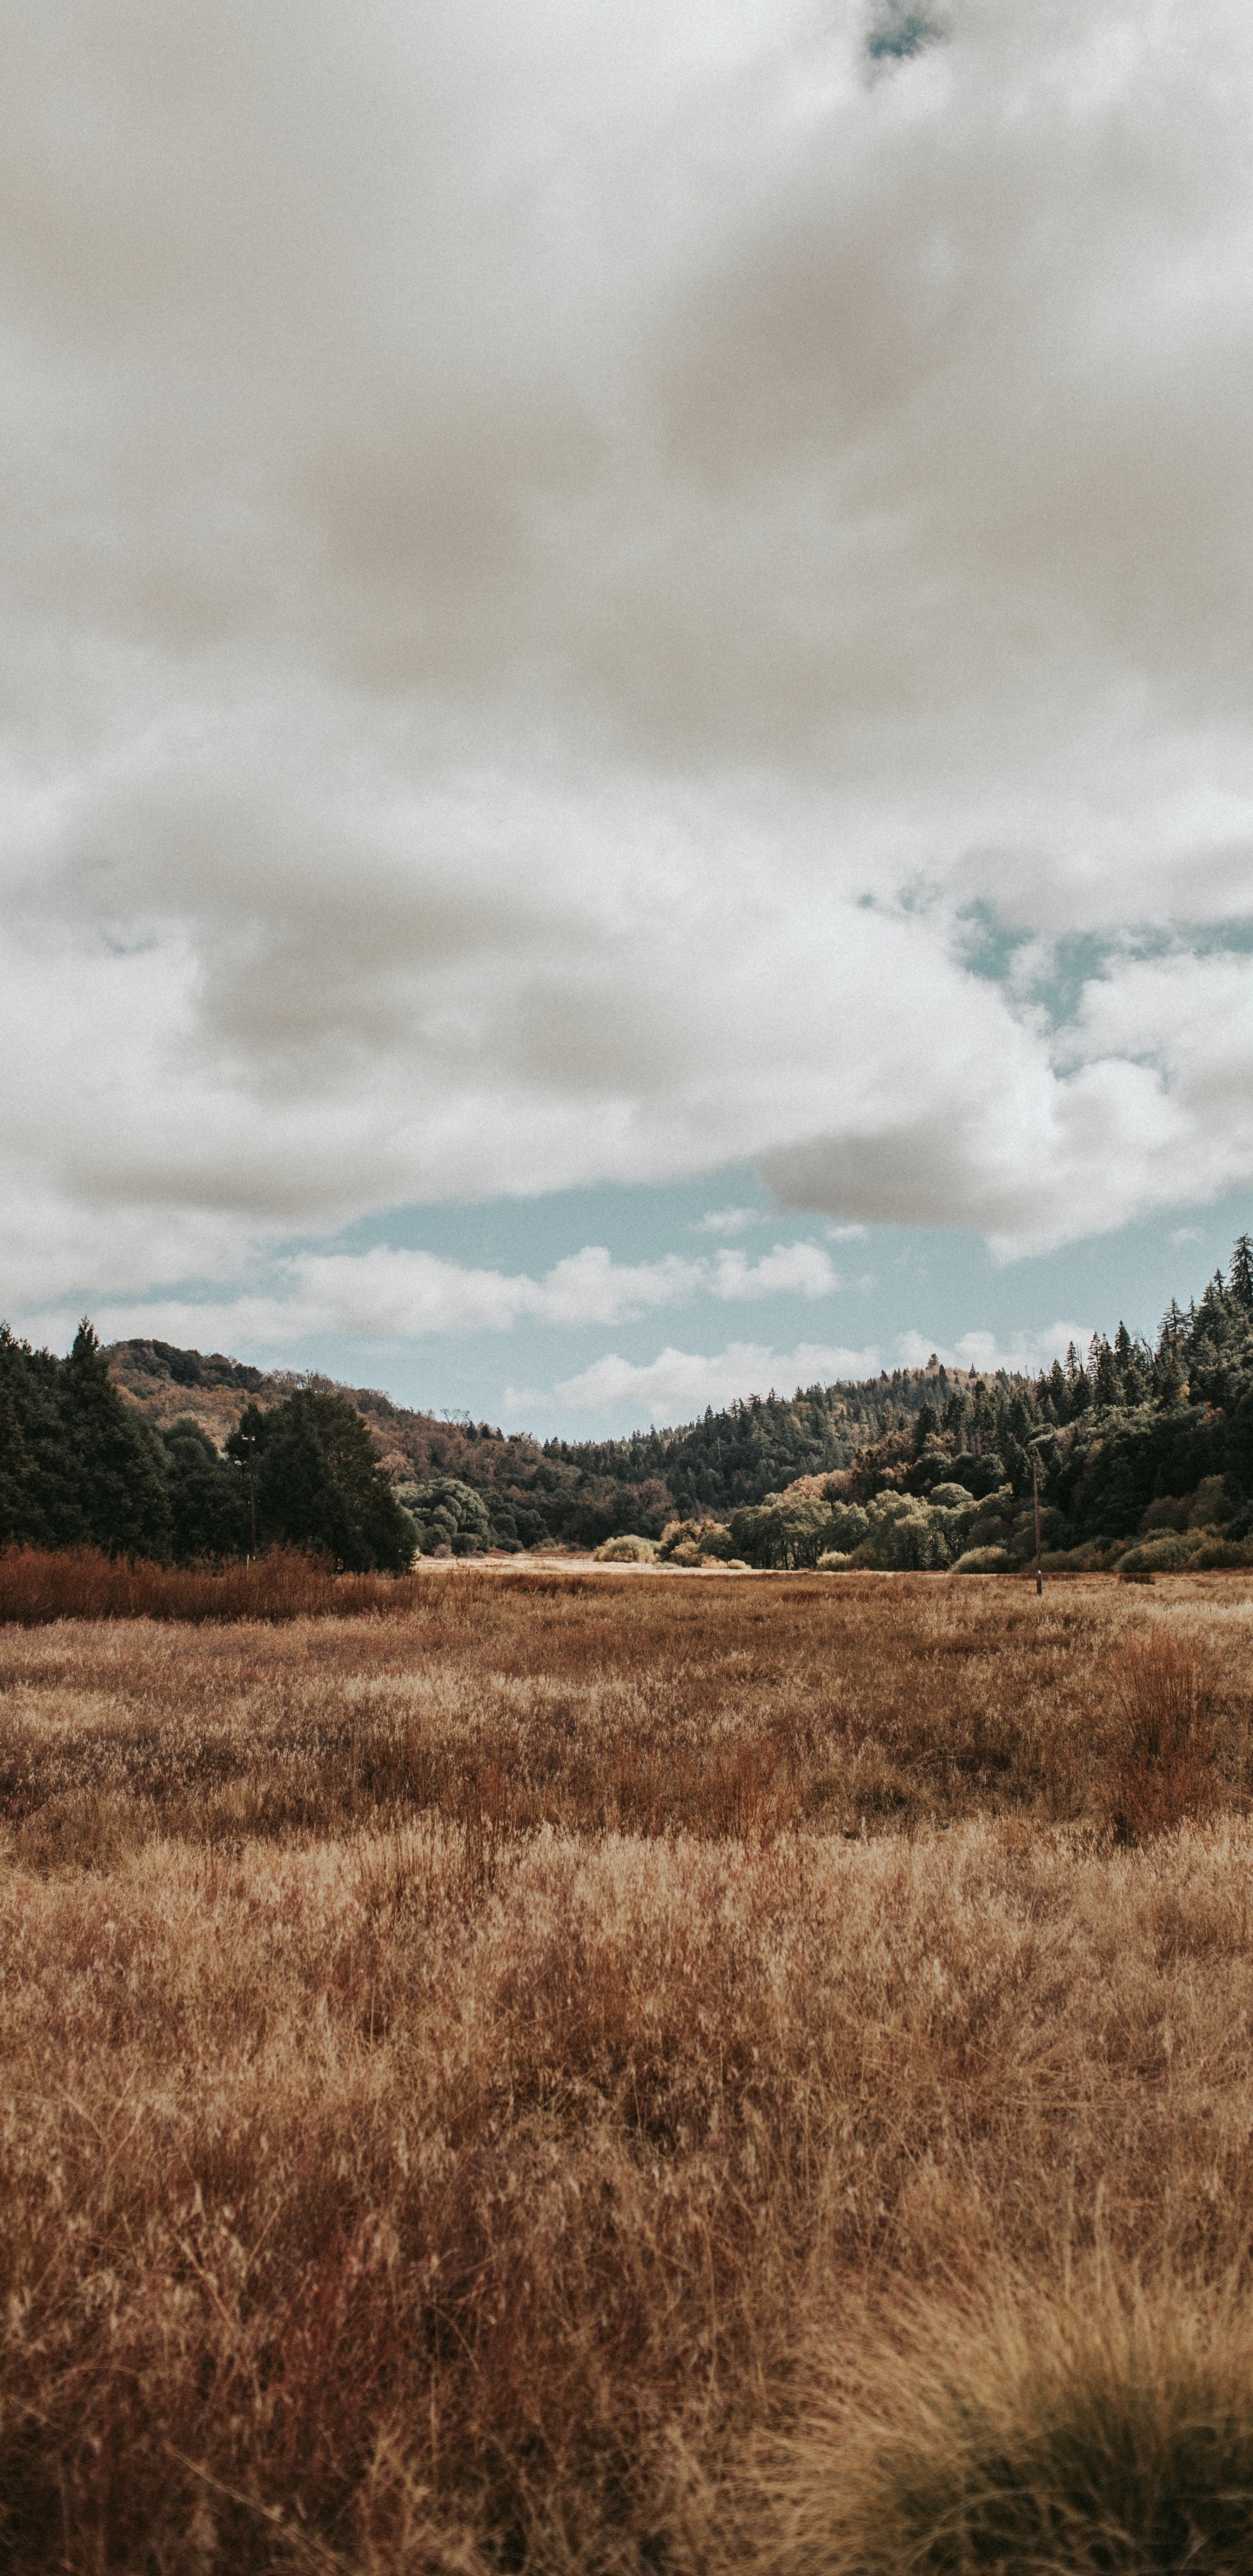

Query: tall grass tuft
left=774, top=2272, right=1253, bottom=2575
left=1105, top=1631, right=1217, bottom=1841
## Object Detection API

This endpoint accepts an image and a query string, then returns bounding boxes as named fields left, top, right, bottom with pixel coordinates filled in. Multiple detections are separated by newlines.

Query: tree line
left=642, top=1238, right=1253, bottom=1573
left=3, top=1237, right=1253, bottom=1570
left=0, top=1326, right=413, bottom=1571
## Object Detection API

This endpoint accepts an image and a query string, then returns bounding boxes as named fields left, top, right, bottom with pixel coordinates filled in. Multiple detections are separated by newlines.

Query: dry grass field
left=3, top=1567, right=1253, bottom=2571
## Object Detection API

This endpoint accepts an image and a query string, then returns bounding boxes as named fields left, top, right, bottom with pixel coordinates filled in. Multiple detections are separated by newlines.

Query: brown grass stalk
left=1105, top=1630, right=1219, bottom=1843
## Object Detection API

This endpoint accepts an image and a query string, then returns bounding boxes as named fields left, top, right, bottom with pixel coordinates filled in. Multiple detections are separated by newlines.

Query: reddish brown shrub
left=0, top=1544, right=428, bottom=1625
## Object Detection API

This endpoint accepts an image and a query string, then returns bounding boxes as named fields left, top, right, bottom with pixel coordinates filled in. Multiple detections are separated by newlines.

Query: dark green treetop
left=227, top=1388, right=413, bottom=1572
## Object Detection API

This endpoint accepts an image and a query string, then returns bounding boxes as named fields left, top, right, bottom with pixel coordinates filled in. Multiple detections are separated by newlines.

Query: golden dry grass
left=3, top=1572, right=1253, bottom=2571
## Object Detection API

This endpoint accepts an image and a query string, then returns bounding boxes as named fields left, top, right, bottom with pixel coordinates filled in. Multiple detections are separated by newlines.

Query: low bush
left=1195, top=1535, right=1253, bottom=1569
left=659, top=1517, right=734, bottom=1563
left=1119, top=1529, right=1209, bottom=1574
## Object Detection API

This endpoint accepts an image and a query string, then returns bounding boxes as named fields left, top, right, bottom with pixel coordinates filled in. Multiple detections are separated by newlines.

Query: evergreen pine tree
left=0, top=1371, right=35, bottom=1544
left=0, top=1326, right=77, bottom=1544
left=1093, top=1337, right=1121, bottom=1409
left=1122, top=1353, right=1148, bottom=1407
left=58, top=1322, right=172, bottom=1558
left=1231, top=1234, right=1253, bottom=1313
left=1154, top=1345, right=1188, bottom=1408
left=162, top=1419, right=250, bottom=1562
left=229, top=1389, right=412, bottom=1571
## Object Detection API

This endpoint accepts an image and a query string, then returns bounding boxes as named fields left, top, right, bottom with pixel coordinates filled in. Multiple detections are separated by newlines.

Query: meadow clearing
left=3, top=1565, right=1253, bottom=2571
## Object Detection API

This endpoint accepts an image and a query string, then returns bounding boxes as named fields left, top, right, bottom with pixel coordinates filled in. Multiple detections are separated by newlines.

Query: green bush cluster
left=393, top=1475, right=495, bottom=1557
left=655, top=1467, right=1253, bottom=1578
left=657, top=1483, right=1023, bottom=1573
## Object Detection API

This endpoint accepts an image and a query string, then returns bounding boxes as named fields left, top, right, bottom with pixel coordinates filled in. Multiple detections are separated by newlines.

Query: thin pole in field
left=241, top=1432, right=257, bottom=1558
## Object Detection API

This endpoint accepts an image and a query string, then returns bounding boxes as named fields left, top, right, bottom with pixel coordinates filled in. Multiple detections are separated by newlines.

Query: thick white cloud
left=523, top=1318, right=1093, bottom=1430
left=3, top=0, right=1253, bottom=1320
left=523, top=1341, right=886, bottom=1427
left=16, top=1235, right=847, bottom=1353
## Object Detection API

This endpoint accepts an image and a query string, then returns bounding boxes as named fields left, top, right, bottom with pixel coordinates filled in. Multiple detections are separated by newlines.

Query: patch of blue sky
left=954, top=900, right=1253, bottom=1036
left=313, top=1170, right=780, bottom=1276
left=866, top=4, right=946, bottom=66
left=90, top=1173, right=1252, bottom=1435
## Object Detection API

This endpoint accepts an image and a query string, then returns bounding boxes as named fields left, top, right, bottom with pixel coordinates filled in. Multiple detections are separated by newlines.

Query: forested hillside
left=3, top=1237, right=1253, bottom=1568
left=103, top=1332, right=962, bottom=1552
left=648, top=1242, right=1253, bottom=1574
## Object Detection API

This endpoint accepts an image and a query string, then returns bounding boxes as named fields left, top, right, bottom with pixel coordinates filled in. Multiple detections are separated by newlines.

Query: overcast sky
left=3, top=0, right=1253, bottom=1432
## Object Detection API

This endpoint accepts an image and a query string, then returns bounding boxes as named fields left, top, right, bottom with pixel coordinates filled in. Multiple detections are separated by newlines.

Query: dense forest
left=0, top=1326, right=415, bottom=1573
left=3, top=1237, right=1253, bottom=1572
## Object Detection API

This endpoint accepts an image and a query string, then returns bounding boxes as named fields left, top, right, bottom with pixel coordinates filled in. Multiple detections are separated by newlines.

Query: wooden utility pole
left=241, top=1432, right=257, bottom=1558
left=1032, top=1448, right=1043, bottom=1598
